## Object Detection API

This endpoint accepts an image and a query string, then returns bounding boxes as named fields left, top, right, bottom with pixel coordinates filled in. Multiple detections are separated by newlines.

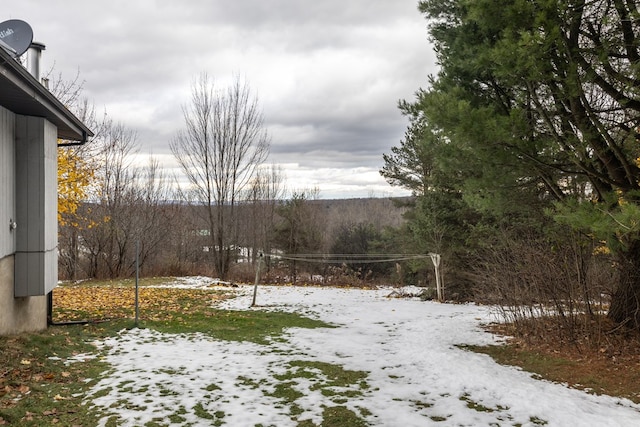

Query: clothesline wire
left=272, top=254, right=429, bottom=264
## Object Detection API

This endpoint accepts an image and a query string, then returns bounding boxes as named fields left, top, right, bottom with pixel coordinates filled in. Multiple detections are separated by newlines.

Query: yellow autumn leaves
left=52, top=285, right=228, bottom=322
left=57, top=147, right=95, bottom=227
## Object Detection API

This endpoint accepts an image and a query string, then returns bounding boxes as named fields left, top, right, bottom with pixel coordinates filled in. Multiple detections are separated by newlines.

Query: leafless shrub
left=474, top=230, right=615, bottom=346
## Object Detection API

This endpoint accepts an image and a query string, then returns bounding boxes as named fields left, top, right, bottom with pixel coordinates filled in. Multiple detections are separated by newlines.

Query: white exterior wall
left=0, top=106, right=16, bottom=258
left=0, top=106, right=48, bottom=335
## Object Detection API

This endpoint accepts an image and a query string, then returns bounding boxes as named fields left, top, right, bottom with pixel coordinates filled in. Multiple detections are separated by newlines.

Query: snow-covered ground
left=83, top=282, right=640, bottom=426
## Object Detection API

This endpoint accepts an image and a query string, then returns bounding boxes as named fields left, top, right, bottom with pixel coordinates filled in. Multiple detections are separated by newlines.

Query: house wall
left=0, top=256, right=47, bottom=334
left=0, top=105, right=50, bottom=335
left=15, top=115, right=58, bottom=297
left=0, top=106, right=16, bottom=258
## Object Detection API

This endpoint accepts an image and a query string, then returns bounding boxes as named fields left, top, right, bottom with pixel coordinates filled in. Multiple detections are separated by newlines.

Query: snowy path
left=86, top=285, right=640, bottom=426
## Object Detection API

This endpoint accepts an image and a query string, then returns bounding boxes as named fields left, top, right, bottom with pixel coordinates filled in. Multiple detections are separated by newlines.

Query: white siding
left=0, top=106, right=16, bottom=259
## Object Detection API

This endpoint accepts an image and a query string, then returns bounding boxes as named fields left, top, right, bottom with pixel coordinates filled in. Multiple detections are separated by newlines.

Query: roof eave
left=0, top=47, right=94, bottom=142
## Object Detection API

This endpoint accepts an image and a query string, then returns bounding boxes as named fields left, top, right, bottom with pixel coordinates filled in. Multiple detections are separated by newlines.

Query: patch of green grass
left=463, top=343, right=573, bottom=373
left=290, top=403, right=304, bottom=417
left=145, top=309, right=331, bottom=344
left=155, top=367, right=181, bottom=375
left=158, top=385, right=179, bottom=397
left=91, top=385, right=113, bottom=399
left=459, top=393, right=509, bottom=414
left=193, top=402, right=214, bottom=419
left=357, top=406, right=372, bottom=417
left=237, top=375, right=268, bottom=389
left=288, top=360, right=368, bottom=392
left=268, top=360, right=370, bottom=424
left=192, top=402, right=225, bottom=426
left=269, top=381, right=305, bottom=402
left=530, top=415, right=549, bottom=425
left=459, top=393, right=495, bottom=412
left=204, top=383, right=221, bottom=391
left=321, top=406, right=369, bottom=427
left=412, top=399, right=433, bottom=409
left=111, top=399, right=148, bottom=411
left=169, top=413, right=187, bottom=424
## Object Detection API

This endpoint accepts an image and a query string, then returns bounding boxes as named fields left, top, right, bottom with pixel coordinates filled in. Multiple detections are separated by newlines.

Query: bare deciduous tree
left=245, top=165, right=285, bottom=263
left=82, top=121, right=140, bottom=278
left=170, top=73, right=270, bottom=279
left=76, top=120, right=178, bottom=279
left=51, top=70, right=111, bottom=280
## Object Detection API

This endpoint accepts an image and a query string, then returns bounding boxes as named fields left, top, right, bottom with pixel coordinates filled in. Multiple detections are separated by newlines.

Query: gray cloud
left=6, top=0, right=436, bottom=198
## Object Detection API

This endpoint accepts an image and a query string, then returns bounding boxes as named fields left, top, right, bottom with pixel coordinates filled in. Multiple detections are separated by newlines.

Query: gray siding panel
left=0, top=106, right=16, bottom=258
left=14, top=116, right=58, bottom=297
left=15, top=250, right=57, bottom=296
left=15, top=116, right=43, bottom=252
left=43, top=120, right=57, bottom=253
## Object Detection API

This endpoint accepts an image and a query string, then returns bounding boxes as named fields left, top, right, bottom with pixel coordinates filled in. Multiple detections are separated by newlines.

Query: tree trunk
left=70, top=228, right=78, bottom=280
left=608, top=240, right=640, bottom=329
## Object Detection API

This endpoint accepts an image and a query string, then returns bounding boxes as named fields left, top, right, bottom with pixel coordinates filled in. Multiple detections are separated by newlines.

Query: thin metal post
left=135, top=240, right=140, bottom=327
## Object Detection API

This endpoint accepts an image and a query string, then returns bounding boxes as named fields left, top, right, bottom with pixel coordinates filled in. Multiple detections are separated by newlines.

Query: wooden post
left=429, top=253, right=443, bottom=302
left=251, top=251, right=264, bottom=307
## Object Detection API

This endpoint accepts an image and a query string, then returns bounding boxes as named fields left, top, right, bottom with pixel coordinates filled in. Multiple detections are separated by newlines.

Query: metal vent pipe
left=26, top=41, right=45, bottom=81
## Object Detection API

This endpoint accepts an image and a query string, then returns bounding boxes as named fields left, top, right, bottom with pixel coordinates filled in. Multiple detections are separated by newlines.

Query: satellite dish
left=0, top=19, right=34, bottom=58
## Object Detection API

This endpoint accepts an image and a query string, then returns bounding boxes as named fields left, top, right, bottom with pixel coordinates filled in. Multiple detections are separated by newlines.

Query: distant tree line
left=59, top=184, right=409, bottom=285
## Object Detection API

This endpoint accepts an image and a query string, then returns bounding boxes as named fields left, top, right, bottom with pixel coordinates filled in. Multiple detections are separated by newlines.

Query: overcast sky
left=7, top=1, right=437, bottom=199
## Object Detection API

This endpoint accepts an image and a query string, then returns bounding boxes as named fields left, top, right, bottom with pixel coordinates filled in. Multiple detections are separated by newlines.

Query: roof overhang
left=0, top=47, right=93, bottom=142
